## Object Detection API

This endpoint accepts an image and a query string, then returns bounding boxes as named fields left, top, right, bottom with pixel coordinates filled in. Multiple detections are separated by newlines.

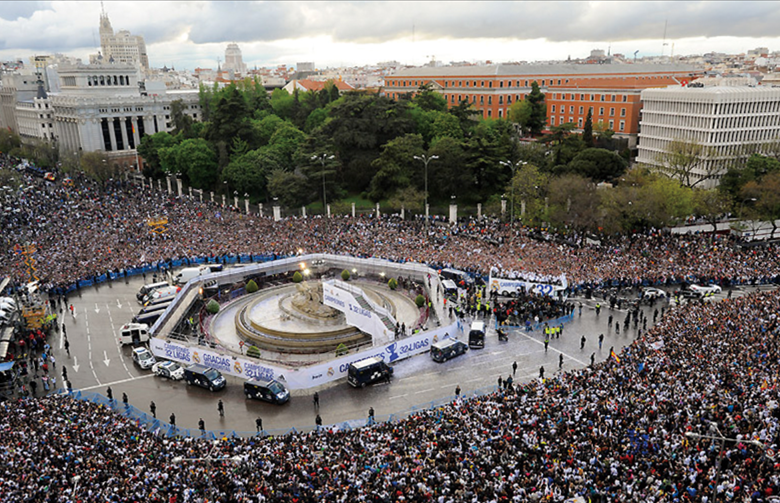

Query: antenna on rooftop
left=661, top=19, right=668, bottom=56
left=633, top=50, right=639, bottom=63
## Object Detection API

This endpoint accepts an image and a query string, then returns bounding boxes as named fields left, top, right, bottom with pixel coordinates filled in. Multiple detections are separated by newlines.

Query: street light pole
left=311, top=154, right=335, bottom=213
left=500, top=160, right=527, bottom=226
left=685, top=426, right=765, bottom=503
left=413, top=154, right=439, bottom=236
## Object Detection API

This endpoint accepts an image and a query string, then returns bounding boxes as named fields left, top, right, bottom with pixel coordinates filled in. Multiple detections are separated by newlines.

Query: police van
left=183, top=364, right=226, bottom=391
left=347, top=357, right=393, bottom=388
left=430, top=338, right=468, bottom=363
left=468, top=321, right=485, bottom=349
left=244, top=378, right=290, bottom=404
left=440, top=268, right=473, bottom=287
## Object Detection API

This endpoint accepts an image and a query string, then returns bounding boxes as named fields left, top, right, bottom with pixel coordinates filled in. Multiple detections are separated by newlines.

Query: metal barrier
left=55, top=382, right=502, bottom=440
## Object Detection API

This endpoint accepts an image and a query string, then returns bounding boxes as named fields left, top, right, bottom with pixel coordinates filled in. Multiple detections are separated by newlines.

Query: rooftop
left=390, top=63, right=701, bottom=78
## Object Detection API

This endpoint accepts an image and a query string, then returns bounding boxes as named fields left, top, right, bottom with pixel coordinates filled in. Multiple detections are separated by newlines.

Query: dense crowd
left=2, top=157, right=779, bottom=294
left=1, top=290, right=778, bottom=502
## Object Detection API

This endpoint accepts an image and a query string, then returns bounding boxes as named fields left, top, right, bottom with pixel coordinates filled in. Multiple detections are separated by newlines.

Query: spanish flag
left=611, top=350, right=620, bottom=364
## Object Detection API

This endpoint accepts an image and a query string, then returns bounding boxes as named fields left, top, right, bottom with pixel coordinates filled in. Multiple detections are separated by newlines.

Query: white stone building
left=637, top=86, right=780, bottom=188
left=98, top=8, right=149, bottom=70
left=49, top=63, right=200, bottom=168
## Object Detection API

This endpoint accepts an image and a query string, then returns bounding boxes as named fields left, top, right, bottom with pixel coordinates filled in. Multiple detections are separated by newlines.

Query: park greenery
left=4, top=76, right=780, bottom=236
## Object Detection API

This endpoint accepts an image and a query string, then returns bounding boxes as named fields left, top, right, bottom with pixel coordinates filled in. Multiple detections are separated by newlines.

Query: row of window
left=552, top=105, right=627, bottom=117
left=550, top=116, right=626, bottom=131
left=551, top=92, right=628, bottom=102
left=390, top=75, right=676, bottom=90
left=85, top=74, right=133, bottom=87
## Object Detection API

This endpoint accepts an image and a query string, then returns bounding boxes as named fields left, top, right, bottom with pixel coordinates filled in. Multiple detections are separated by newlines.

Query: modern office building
left=385, top=64, right=702, bottom=146
left=637, top=85, right=780, bottom=188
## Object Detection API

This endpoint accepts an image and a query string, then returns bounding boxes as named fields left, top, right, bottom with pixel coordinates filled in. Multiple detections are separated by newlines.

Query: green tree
left=266, top=168, right=310, bottom=207
left=507, top=163, right=549, bottom=225
left=268, top=122, right=306, bottom=168
left=368, top=134, right=425, bottom=201
left=173, top=139, right=218, bottom=189
left=205, top=84, right=255, bottom=161
left=412, top=83, right=447, bottom=112
left=80, top=151, right=112, bottom=182
left=428, top=136, right=471, bottom=201
left=387, top=186, right=426, bottom=213
left=582, top=108, right=594, bottom=148
left=693, top=189, right=733, bottom=233
left=741, top=172, right=780, bottom=235
left=341, top=269, right=351, bottom=281
left=565, top=148, right=627, bottom=183
left=0, top=129, right=21, bottom=153
left=466, top=120, right=518, bottom=200
left=137, top=132, right=177, bottom=179
left=270, top=88, right=296, bottom=120
left=448, top=99, right=480, bottom=136
left=657, top=139, right=714, bottom=188
left=525, top=81, right=547, bottom=135
left=546, top=174, right=599, bottom=233
left=223, top=148, right=280, bottom=199
left=170, top=99, right=194, bottom=138
left=507, top=99, right=533, bottom=135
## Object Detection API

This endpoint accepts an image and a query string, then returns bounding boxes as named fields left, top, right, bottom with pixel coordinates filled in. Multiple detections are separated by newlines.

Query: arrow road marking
left=72, top=357, right=80, bottom=373
left=116, top=299, right=122, bottom=309
left=94, top=303, right=100, bottom=314
left=103, top=350, right=111, bottom=367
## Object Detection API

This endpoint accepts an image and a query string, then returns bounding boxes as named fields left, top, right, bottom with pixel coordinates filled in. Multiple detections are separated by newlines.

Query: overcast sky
left=1, top=1, right=779, bottom=70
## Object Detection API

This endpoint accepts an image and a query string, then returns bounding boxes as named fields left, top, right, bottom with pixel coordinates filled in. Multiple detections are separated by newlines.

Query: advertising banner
left=150, top=322, right=461, bottom=390
left=322, top=282, right=389, bottom=341
left=488, top=274, right=567, bottom=297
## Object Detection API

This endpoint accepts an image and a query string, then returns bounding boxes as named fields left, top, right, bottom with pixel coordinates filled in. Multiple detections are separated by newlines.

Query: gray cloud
left=1, top=1, right=780, bottom=60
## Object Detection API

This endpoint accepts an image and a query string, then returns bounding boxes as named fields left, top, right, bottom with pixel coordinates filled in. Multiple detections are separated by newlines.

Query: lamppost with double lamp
left=311, top=154, right=335, bottom=212
left=685, top=424, right=765, bottom=503
left=413, top=154, right=439, bottom=235
left=172, top=441, right=243, bottom=464
left=500, top=160, right=527, bottom=225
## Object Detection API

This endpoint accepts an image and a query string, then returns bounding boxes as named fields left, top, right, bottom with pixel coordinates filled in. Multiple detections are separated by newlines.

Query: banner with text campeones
left=321, top=282, right=389, bottom=341
left=150, top=322, right=459, bottom=390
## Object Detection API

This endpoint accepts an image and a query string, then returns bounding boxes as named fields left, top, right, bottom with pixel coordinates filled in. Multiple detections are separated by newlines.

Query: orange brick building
left=385, top=64, right=702, bottom=146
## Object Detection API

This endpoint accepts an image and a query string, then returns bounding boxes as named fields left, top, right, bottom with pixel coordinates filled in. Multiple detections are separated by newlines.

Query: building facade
left=385, top=64, right=701, bottom=146
left=99, top=9, right=149, bottom=70
left=49, top=63, right=200, bottom=168
left=637, top=86, right=780, bottom=188
left=223, top=43, right=247, bottom=75
left=0, top=72, right=40, bottom=133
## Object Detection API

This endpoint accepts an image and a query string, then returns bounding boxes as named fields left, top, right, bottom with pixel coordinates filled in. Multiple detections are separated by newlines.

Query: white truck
left=488, top=274, right=567, bottom=298
left=119, top=323, right=150, bottom=346
left=174, top=266, right=211, bottom=285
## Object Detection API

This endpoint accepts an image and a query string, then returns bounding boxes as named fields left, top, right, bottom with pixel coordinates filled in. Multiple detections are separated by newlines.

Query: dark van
left=183, top=364, right=226, bottom=391
left=347, top=357, right=393, bottom=388
left=132, top=310, right=162, bottom=325
left=430, top=338, right=468, bottom=363
left=468, top=321, right=485, bottom=349
left=440, top=268, right=473, bottom=286
left=244, top=378, right=290, bottom=404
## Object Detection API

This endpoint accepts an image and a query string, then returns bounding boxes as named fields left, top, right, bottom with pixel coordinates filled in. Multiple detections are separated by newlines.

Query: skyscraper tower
left=98, top=3, right=149, bottom=70
left=224, top=43, right=247, bottom=75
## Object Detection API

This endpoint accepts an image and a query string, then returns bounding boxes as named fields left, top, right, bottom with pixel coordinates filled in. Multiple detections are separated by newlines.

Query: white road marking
left=388, top=394, right=408, bottom=400
left=80, top=373, right=155, bottom=391
left=413, top=388, right=436, bottom=394
left=514, top=331, right=588, bottom=366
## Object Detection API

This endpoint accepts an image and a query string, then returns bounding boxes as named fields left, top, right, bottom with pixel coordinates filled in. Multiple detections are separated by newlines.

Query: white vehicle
left=689, top=284, right=722, bottom=296
left=119, top=323, right=150, bottom=346
left=641, top=287, right=666, bottom=300
left=488, top=274, right=567, bottom=298
left=151, top=360, right=185, bottom=380
left=174, top=266, right=211, bottom=285
left=0, top=299, right=16, bottom=311
left=131, top=347, right=157, bottom=369
left=0, top=310, right=11, bottom=324
left=142, top=285, right=180, bottom=305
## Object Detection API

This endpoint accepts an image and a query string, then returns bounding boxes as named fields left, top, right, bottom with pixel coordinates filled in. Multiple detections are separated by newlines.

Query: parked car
left=131, top=347, right=157, bottom=370
left=641, top=287, right=666, bottom=300
left=690, top=284, right=722, bottom=296
left=151, top=360, right=184, bottom=380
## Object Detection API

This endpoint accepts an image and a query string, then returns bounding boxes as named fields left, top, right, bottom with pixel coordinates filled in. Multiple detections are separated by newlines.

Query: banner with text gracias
left=150, top=322, right=461, bottom=390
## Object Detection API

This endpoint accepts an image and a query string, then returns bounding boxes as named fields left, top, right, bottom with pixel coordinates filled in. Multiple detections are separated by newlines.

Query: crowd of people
left=2, top=155, right=780, bottom=296
left=0, top=289, right=777, bottom=502
left=3, top=156, right=780, bottom=501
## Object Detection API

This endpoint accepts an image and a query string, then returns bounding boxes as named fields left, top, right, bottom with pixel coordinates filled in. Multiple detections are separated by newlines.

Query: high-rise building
left=223, top=43, right=246, bottom=75
left=99, top=7, right=149, bottom=70
left=637, top=86, right=780, bottom=188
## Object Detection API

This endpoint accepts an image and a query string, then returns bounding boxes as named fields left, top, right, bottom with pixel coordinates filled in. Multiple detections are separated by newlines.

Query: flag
left=611, top=350, right=620, bottom=364
left=637, top=362, right=644, bottom=373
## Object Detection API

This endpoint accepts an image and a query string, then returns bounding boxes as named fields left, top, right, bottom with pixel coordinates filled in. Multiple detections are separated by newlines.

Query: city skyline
left=1, top=1, right=780, bottom=70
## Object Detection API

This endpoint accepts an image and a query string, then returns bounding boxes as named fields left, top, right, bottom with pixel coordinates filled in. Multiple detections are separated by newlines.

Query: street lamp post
left=500, top=160, right=527, bottom=225
left=685, top=425, right=765, bottom=503
left=311, top=154, right=335, bottom=213
left=413, top=154, right=439, bottom=235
